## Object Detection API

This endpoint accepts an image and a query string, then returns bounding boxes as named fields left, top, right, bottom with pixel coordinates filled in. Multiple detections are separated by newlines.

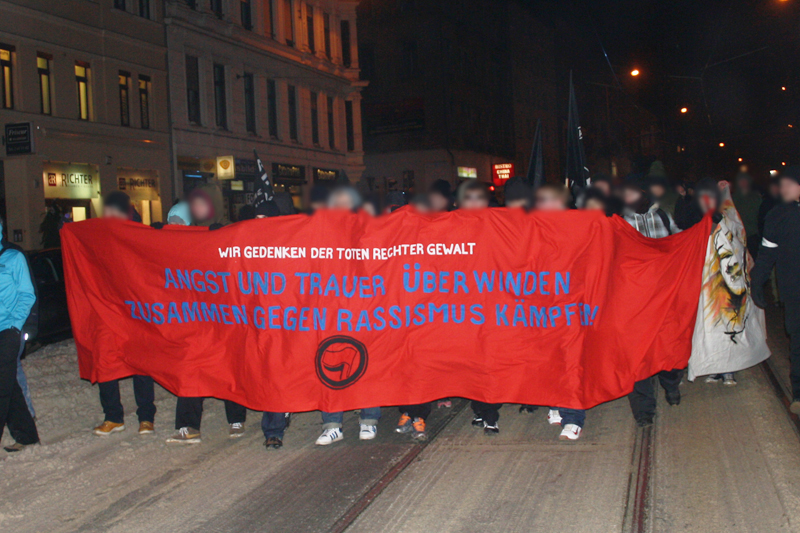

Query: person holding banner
left=92, top=192, right=157, bottom=437
left=167, top=185, right=248, bottom=444
left=533, top=185, right=587, bottom=440
left=752, top=166, right=800, bottom=412
left=621, top=180, right=684, bottom=426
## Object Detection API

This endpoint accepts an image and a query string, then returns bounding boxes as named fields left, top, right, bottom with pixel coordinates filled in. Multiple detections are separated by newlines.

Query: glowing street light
left=630, top=69, right=640, bottom=77
left=680, top=107, right=688, bottom=114
left=782, top=86, right=787, bottom=91
left=782, top=162, right=787, bottom=166
left=738, top=157, right=743, bottom=162
left=719, top=142, right=725, bottom=148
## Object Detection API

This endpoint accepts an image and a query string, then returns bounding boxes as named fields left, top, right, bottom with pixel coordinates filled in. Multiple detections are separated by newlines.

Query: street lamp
left=719, top=142, right=725, bottom=148
left=630, top=69, right=640, bottom=77
left=738, top=157, right=743, bottom=162
left=680, top=107, right=688, bottom=114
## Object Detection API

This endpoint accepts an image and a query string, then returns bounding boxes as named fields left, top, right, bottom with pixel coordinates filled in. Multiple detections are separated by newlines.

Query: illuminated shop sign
left=117, top=169, right=160, bottom=201
left=492, top=163, right=515, bottom=185
left=457, top=167, right=478, bottom=179
left=313, top=168, right=340, bottom=182
left=42, top=162, right=101, bottom=200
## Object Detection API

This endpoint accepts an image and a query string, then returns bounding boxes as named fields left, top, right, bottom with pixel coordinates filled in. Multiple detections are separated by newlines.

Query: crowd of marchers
left=1, top=163, right=798, bottom=453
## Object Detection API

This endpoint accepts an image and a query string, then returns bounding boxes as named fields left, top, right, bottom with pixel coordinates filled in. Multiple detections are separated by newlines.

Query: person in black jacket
left=751, top=166, right=800, bottom=412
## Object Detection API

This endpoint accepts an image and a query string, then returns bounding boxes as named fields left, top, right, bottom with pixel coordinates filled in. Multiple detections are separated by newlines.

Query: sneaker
left=722, top=374, right=737, bottom=386
left=484, top=423, right=499, bottom=435
left=665, top=390, right=681, bottom=406
left=547, top=409, right=562, bottom=425
left=411, top=418, right=427, bottom=441
left=138, top=421, right=154, bottom=435
left=396, top=413, right=413, bottom=433
left=559, top=424, right=582, bottom=441
left=3, top=442, right=30, bottom=453
left=705, top=374, right=723, bottom=384
left=471, top=416, right=484, bottom=427
left=359, top=424, right=378, bottom=440
left=437, top=399, right=452, bottom=408
left=264, top=437, right=283, bottom=450
left=315, top=428, right=343, bottom=446
left=791, top=400, right=800, bottom=415
left=166, top=427, right=201, bottom=444
left=93, top=420, right=125, bottom=436
left=229, top=422, right=245, bottom=438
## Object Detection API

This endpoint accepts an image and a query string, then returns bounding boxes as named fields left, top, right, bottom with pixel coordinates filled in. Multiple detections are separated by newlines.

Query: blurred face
left=429, top=192, right=450, bottom=212
left=535, top=190, right=566, bottom=211
left=676, top=184, right=687, bottom=197
left=329, top=190, right=356, bottom=211
left=779, top=178, right=800, bottom=203
left=698, top=191, right=718, bottom=214
left=362, top=202, right=377, bottom=217
left=505, top=198, right=530, bottom=209
left=189, top=196, right=212, bottom=222
left=623, top=188, right=643, bottom=207
left=460, top=190, right=489, bottom=210
left=310, top=201, right=327, bottom=213
left=649, top=184, right=666, bottom=199
left=412, top=201, right=431, bottom=213
left=584, top=198, right=605, bottom=211
left=736, top=178, right=751, bottom=194
left=769, top=182, right=780, bottom=198
left=103, top=206, right=128, bottom=220
left=593, top=181, right=610, bottom=196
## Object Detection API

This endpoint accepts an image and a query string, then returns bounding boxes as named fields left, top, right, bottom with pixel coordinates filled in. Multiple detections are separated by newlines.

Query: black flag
left=565, top=72, right=590, bottom=191
left=253, top=149, right=274, bottom=208
left=526, top=119, right=544, bottom=188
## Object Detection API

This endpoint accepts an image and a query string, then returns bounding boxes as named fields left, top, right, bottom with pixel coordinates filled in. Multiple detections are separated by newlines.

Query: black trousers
left=399, top=403, right=432, bottom=421
left=0, top=328, right=38, bottom=445
left=628, top=368, right=683, bottom=421
left=471, top=401, right=502, bottom=425
left=175, top=397, right=247, bottom=430
left=785, top=301, right=800, bottom=400
left=98, top=376, right=156, bottom=424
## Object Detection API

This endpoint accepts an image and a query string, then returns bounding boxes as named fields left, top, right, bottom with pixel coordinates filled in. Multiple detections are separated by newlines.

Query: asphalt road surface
left=2, top=305, right=800, bottom=533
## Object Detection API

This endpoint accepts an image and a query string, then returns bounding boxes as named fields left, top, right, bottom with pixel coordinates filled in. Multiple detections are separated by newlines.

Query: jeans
left=399, top=403, right=432, bottom=421
left=551, top=407, right=585, bottom=427
left=261, top=412, right=287, bottom=439
left=785, top=301, right=800, bottom=400
left=98, top=376, right=156, bottom=424
left=628, top=368, right=683, bottom=422
left=471, top=401, right=502, bottom=425
left=16, top=340, right=34, bottom=418
left=175, top=397, right=247, bottom=430
left=0, top=328, right=38, bottom=445
left=322, top=407, right=381, bottom=430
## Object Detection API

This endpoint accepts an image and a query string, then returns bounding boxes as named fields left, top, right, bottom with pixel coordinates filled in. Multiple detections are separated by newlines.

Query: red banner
left=61, top=209, right=711, bottom=411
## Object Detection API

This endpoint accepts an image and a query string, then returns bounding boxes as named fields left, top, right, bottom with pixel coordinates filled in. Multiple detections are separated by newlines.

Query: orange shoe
left=411, top=418, right=427, bottom=441
left=138, top=421, right=155, bottom=435
left=93, top=421, right=125, bottom=436
left=396, top=413, right=412, bottom=434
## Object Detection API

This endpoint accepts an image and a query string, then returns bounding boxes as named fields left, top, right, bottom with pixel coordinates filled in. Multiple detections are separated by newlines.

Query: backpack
left=0, top=243, right=39, bottom=342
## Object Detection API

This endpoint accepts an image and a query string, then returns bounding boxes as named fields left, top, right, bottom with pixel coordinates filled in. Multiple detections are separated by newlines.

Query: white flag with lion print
left=688, top=186, right=771, bottom=381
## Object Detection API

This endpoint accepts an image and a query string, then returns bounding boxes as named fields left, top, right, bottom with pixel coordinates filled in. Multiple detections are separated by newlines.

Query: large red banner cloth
left=61, top=209, right=711, bottom=411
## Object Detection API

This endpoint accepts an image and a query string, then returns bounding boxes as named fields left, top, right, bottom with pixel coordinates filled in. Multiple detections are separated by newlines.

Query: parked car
left=26, top=248, right=71, bottom=343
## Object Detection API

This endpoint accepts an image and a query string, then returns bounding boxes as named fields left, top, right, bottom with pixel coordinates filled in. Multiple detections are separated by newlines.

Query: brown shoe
left=138, top=421, right=155, bottom=435
left=229, top=422, right=245, bottom=438
left=166, top=427, right=201, bottom=444
left=3, top=442, right=30, bottom=453
left=93, top=420, right=125, bottom=436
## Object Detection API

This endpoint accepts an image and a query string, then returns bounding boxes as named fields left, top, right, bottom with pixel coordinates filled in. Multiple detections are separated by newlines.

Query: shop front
left=272, top=163, right=306, bottom=210
left=42, top=161, right=102, bottom=224
left=117, top=168, right=163, bottom=225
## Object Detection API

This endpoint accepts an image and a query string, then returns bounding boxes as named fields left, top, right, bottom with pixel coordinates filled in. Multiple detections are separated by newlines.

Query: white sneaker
left=359, top=424, right=377, bottom=440
left=723, top=373, right=737, bottom=386
left=559, top=424, right=582, bottom=441
left=547, top=409, right=562, bottom=425
left=315, top=428, right=344, bottom=446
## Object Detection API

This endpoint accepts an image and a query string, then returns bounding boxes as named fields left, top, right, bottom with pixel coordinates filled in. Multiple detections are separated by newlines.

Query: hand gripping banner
left=61, top=209, right=711, bottom=412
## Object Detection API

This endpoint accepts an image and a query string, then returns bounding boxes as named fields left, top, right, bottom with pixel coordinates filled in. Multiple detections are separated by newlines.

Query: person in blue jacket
left=0, top=219, right=39, bottom=452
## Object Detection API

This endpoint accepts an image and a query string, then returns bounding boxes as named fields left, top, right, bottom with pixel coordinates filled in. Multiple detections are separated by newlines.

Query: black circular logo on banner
left=315, top=336, right=368, bottom=390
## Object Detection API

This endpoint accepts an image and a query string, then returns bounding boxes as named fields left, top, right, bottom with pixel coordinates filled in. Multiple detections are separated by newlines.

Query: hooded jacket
left=189, top=184, right=227, bottom=227
left=167, top=202, right=192, bottom=226
left=0, top=222, right=36, bottom=332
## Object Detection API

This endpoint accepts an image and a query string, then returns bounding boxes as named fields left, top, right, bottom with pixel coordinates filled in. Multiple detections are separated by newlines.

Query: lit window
left=1, top=47, right=13, bottom=110
left=75, top=62, right=91, bottom=120
left=38, top=54, right=52, bottom=115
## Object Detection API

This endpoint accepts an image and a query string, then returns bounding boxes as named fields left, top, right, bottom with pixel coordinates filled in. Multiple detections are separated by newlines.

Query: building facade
left=356, top=0, right=558, bottom=197
left=0, top=0, right=171, bottom=249
left=165, top=0, right=366, bottom=218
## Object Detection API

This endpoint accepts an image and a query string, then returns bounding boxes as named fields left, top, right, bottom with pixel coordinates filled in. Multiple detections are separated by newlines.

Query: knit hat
left=104, top=191, right=132, bottom=219
left=255, top=200, right=282, bottom=218
left=503, top=176, right=532, bottom=204
left=309, top=184, right=330, bottom=204
left=429, top=179, right=452, bottom=200
left=780, top=166, right=800, bottom=186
